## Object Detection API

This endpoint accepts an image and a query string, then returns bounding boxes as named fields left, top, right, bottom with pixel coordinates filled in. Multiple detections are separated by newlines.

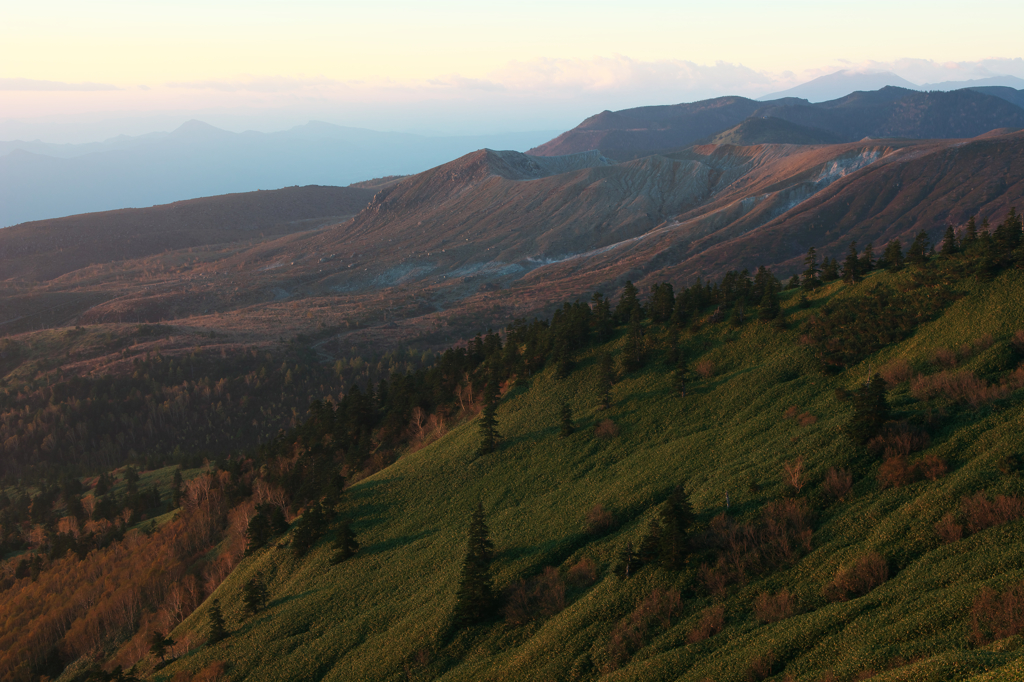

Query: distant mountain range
left=759, top=69, right=1024, bottom=102
left=0, top=122, right=558, bottom=227
left=529, top=86, right=1024, bottom=158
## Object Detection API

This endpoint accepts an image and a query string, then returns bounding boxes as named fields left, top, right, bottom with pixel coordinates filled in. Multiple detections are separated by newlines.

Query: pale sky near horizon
left=3, top=0, right=1024, bottom=140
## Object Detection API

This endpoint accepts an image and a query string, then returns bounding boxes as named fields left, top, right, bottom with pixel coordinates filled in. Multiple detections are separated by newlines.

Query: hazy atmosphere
left=4, top=2, right=1024, bottom=681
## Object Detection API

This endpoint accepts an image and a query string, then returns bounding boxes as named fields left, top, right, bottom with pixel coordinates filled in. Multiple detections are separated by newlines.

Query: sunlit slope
left=164, top=271, right=1023, bottom=681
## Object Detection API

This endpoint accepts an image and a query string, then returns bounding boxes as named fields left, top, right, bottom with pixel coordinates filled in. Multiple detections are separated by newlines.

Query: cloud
left=0, top=78, right=121, bottom=91
left=166, top=76, right=345, bottom=93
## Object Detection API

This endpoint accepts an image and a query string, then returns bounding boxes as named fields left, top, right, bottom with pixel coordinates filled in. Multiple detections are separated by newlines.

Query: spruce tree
left=842, top=241, right=861, bottom=283
left=614, top=543, right=642, bottom=579
left=559, top=402, right=574, bottom=438
left=821, top=257, right=839, bottom=282
left=331, top=519, right=359, bottom=564
left=672, top=356, right=688, bottom=397
left=149, top=631, right=173, bottom=662
left=207, top=599, right=228, bottom=644
left=882, top=238, right=904, bottom=272
left=245, top=512, right=272, bottom=555
left=614, top=281, right=642, bottom=324
left=591, top=292, right=613, bottom=341
left=638, top=520, right=662, bottom=565
left=786, top=274, right=800, bottom=290
left=596, top=352, right=613, bottom=409
left=907, top=230, right=931, bottom=266
left=292, top=501, right=329, bottom=557
left=962, top=216, right=979, bottom=251
left=477, top=375, right=500, bottom=456
left=659, top=486, right=693, bottom=570
left=847, top=374, right=890, bottom=446
left=620, top=310, right=646, bottom=372
left=242, top=573, right=269, bottom=616
left=801, top=247, right=820, bottom=290
left=758, top=285, right=780, bottom=321
left=859, top=242, right=875, bottom=273
left=940, top=225, right=959, bottom=256
left=453, top=502, right=496, bottom=628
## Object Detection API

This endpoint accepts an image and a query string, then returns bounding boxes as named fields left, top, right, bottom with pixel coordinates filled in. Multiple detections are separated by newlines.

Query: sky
left=4, top=0, right=1024, bottom=141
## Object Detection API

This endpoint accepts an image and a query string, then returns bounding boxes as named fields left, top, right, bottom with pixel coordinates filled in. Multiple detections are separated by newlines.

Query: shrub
left=694, top=358, right=716, bottom=379
left=877, top=456, right=916, bottom=489
left=584, top=504, right=615, bottom=535
left=753, top=589, right=796, bottom=624
left=503, top=567, right=566, bottom=625
left=567, top=557, right=597, bottom=586
left=934, top=513, right=963, bottom=544
left=931, top=347, right=958, bottom=369
left=823, top=467, right=853, bottom=502
left=687, top=605, right=725, bottom=643
left=782, top=457, right=805, bottom=494
left=867, top=422, right=930, bottom=459
left=746, top=651, right=777, bottom=681
left=823, top=552, right=889, bottom=601
left=880, top=359, right=913, bottom=386
left=783, top=405, right=800, bottom=419
left=604, top=588, right=682, bottom=670
left=797, top=412, right=818, bottom=426
left=970, top=582, right=1024, bottom=645
left=961, top=492, right=1024, bottom=533
left=917, top=452, right=948, bottom=481
left=594, top=419, right=619, bottom=439
left=911, top=371, right=1011, bottom=407
left=1011, top=330, right=1024, bottom=356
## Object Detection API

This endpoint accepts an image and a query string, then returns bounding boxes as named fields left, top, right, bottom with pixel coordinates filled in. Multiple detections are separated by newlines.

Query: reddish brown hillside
left=0, top=185, right=374, bottom=281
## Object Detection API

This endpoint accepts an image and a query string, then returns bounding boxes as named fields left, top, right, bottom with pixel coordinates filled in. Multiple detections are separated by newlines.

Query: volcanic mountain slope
left=0, top=185, right=375, bottom=282
left=530, top=87, right=1024, bottom=158
left=5, top=130, right=1024, bottom=358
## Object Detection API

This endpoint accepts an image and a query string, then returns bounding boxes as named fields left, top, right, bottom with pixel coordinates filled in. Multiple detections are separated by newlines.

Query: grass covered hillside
left=152, top=261, right=1024, bottom=681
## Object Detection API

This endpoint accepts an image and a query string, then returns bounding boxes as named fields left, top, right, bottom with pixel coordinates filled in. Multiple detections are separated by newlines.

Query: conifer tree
left=330, top=519, right=359, bottom=564
left=758, top=285, right=781, bottom=321
left=907, top=230, right=931, bottom=266
left=453, top=502, right=496, bottom=628
left=245, top=512, right=272, bottom=555
left=786, top=274, right=800, bottom=290
left=842, top=241, right=861, bottom=283
left=149, top=631, right=173, bottom=662
left=292, top=501, right=329, bottom=557
left=962, top=216, right=979, bottom=250
left=614, top=543, right=642, bottom=579
left=614, top=281, right=642, bottom=324
left=658, top=486, right=693, bottom=570
left=242, top=573, right=269, bottom=617
left=596, top=352, right=614, bottom=409
left=672, top=356, right=688, bottom=397
left=620, top=310, right=646, bottom=372
left=665, top=325, right=681, bottom=365
left=859, top=242, right=875, bottom=273
left=847, top=374, right=890, bottom=446
left=821, top=257, right=839, bottom=282
left=477, top=375, right=500, bottom=456
left=559, top=402, right=574, bottom=438
left=638, top=520, right=662, bottom=565
left=883, top=239, right=904, bottom=272
left=207, top=599, right=228, bottom=644
left=591, top=292, right=613, bottom=341
left=940, top=225, right=959, bottom=256
left=801, top=247, right=820, bottom=290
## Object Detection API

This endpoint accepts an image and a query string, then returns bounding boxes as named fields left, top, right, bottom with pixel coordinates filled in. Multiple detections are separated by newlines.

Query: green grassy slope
left=159, top=269, right=1024, bottom=682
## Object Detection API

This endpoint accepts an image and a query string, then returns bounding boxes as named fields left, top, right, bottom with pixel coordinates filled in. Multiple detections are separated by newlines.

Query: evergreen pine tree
left=659, top=486, right=693, bottom=570
left=292, top=501, right=329, bottom=557
left=940, top=225, right=959, bottom=256
left=614, top=281, right=642, bottom=324
left=786, top=274, right=800, bottom=290
left=883, top=239, right=904, bottom=272
left=477, top=375, right=500, bottom=456
left=596, top=352, right=613, bottom=409
left=613, top=543, right=642, bottom=579
left=821, top=257, right=839, bottom=282
left=672, top=356, right=688, bottom=397
left=245, top=512, right=272, bottom=555
left=591, top=292, right=613, bottom=341
left=242, top=573, right=269, bottom=616
left=620, top=310, right=646, bottom=372
left=907, top=230, right=931, bottom=266
left=665, top=325, right=681, bottom=365
left=207, top=599, right=228, bottom=644
left=559, top=402, right=574, bottom=438
left=801, top=247, right=820, bottom=290
left=453, top=502, right=496, bottom=628
left=149, top=631, right=172, bottom=662
left=859, top=242, right=875, bottom=273
left=758, top=285, right=781, bottom=321
left=842, top=241, right=861, bottom=283
left=847, top=374, right=890, bottom=445
left=330, top=519, right=359, bottom=564
left=962, top=216, right=979, bottom=251
left=638, top=520, right=662, bottom=565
